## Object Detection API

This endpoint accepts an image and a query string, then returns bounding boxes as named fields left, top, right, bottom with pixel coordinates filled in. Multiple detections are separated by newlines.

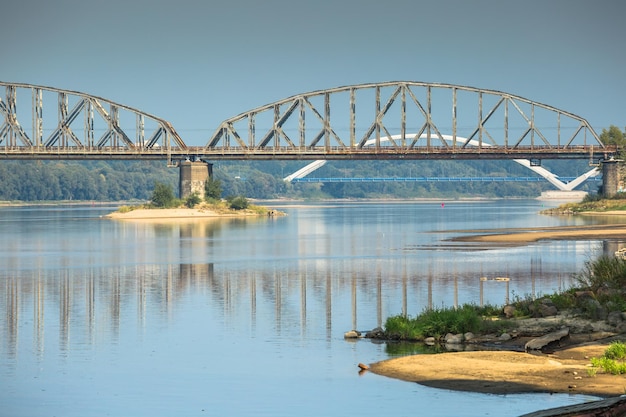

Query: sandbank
left=450, top=224, right=626, bottom=244
left=104, top=208, right=266, bottom=220
left=369, top=342, right=625, bottom=397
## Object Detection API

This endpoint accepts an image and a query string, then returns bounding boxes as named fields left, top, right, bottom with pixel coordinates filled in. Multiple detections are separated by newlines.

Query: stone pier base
left=601, top=159, right=621, bottom=197
left=179, top=161, right=212, bottom=198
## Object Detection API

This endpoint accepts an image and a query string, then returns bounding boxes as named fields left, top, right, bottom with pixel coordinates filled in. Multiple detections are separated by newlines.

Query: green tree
left=150, top=182, right=176, bottom=208
left=600, top=125, right=626, bottom=147
left=204, top=177, right=222, bottom=200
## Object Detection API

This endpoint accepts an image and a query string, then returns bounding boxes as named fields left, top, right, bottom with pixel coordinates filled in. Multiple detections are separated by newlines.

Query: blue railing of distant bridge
left=290, top=176, right=602, bottom=183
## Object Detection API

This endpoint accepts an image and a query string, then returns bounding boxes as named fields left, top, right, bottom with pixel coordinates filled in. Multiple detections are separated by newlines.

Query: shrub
left=590, top=342, right=626, bottom=375
left=184, top=192, right=201, bottom=208
left=574, top=255, right=626, bottom=294
left=604, top=341, right=626, bottom=360
left=204, top=177, right=222, bottom=200
left=150, top=182, right=177, bottom=208
left=228, top=196, right=249, bottom=210
left=383, top=304, right=486, bottom=340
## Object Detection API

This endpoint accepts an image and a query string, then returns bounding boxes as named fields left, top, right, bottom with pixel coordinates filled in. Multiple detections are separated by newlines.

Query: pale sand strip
left=452, top=224, right=626, bottom=243
left=103, top=208, right=258, bottom=220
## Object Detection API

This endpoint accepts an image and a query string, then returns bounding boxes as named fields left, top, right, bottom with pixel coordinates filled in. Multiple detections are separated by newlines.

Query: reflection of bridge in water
left=2, top=257, right=581, bottom=358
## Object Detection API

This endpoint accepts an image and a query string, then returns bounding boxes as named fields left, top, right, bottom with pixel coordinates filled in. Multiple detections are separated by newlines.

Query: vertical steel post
left=298, top=98, right=305, bottom=148
left=248, top=115, right=255, bottom=148
left=58, top=92, right=68, bottom=147
left=324, top=92, right=330, bottom=150
left=273, top=104, right=280, bottom=148
left=136, top=114, right=144, bottom=149
left=557, top=112, right=561, bottom=147
left=504, top=98, right=509, bottom=148
left=110, top=105, right=119, bottom=148
left=478, top=91, right=483, bottom=148
left=531, top=103, right=535, bottom=149
left=375, top=86, right=380, bottom=148
left=452, top=87, right=457, bottom=148
left=85, top=100, right=94, bottom=149
left=33, top=87, right=43, bottom=147
left=349, top=88, right=355, bottom=148
left=426, top=86, right=432, bottom=148
left=400, top=85, right=406, bottom=147
left=7, top=86, right=17, bottom=146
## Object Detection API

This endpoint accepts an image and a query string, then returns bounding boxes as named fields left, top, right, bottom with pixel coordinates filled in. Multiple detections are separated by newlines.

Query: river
left=1, top=200, right=623, bottom=416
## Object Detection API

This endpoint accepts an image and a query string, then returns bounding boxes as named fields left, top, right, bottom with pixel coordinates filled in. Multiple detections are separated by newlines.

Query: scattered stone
left=424, top=337, right=436, bottom=345
left=365, top=327, right=384, bottom=339
left=464, top=332, right=475, bottom=341
left=582, top=299, right=607, bottom=320
left=528, top=298, right=559, bottom=318
left=607, top=311, right=623, bottom=327
left=525, top=327, right=570, bottom=351
left=444, top=333, right=463, bottom=344
left=344, top=330, right=361, bottom=339
left=503, top=305, right=516, bottom=318
left=499, top=333, right=512, bottom=341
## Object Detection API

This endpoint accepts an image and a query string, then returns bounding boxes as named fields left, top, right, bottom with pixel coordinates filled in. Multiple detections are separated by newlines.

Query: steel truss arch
left=0, top=82, right=186, bottom=159
left=206, top=81, right=606, bottom=159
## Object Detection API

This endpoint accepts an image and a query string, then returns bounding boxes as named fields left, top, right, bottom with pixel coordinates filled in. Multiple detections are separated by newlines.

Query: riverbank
left=372, top=212, right=626, bottom=401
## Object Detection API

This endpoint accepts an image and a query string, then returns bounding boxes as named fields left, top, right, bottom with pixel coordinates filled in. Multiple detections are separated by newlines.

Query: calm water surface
left=1, top=200, right=623, bottom=417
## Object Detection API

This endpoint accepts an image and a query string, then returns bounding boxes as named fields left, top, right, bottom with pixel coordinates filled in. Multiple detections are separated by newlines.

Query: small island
left=104, top=180, right=283, bottom=220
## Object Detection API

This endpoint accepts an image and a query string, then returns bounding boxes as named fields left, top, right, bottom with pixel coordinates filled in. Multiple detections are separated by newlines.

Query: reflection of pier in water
left=1, top=257, right=572, bottom=357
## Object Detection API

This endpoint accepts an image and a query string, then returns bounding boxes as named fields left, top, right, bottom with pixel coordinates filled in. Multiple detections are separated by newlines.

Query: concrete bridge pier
left=179, top=160, right=212, bottom=198
left=601, top=158, right=622, bottom=197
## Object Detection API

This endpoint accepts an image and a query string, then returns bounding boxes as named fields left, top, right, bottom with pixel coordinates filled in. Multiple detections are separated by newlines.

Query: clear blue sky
left=2, top=0, right=624, bottom=145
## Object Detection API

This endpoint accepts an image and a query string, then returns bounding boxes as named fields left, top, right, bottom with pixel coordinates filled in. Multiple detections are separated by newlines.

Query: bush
left=205, top=177, right=222, bottom=200
left=384, top=304, right=486, bottom=340
left=150, top=182, right=177, bottom=208
left=574, top=255, right=626, bottom=294
left=589, top=342, right=626, bottom=375
left=604, top=341, right=626, bottom=360
left=184, top=192, right=201, bottom=208
left=228, top=196, right=249, bottom=210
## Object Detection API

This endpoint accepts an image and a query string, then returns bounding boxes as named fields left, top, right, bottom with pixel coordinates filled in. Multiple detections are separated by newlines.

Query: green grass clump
left=575, top=255, right=626, bottom=297
left=604, top=341, right=626, bottom=360
left=384, top=304, right=491, bottom=340
left=116, top=205, right=136, bottom=213
left=590, top=342, right=626, bottom=375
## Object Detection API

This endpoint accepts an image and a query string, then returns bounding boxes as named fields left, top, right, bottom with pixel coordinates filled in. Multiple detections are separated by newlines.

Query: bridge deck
left=0, top=145, right=610, bottom=161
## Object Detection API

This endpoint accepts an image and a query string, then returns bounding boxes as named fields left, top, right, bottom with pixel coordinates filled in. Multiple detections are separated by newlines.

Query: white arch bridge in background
left=283, top=134, right=600, bottom=191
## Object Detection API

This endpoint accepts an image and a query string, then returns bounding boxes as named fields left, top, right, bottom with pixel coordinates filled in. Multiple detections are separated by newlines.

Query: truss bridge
left=0, top=81, right=619, bottom=196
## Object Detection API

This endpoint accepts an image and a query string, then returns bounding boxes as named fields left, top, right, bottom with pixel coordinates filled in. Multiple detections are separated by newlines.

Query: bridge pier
left=179, top=160, right=212, bottom=198
left=601, top=158, right=622, bottom=197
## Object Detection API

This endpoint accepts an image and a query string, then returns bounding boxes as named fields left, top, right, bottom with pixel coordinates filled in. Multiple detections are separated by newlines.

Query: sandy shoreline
left=369, top=342, right=626, bottom=397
